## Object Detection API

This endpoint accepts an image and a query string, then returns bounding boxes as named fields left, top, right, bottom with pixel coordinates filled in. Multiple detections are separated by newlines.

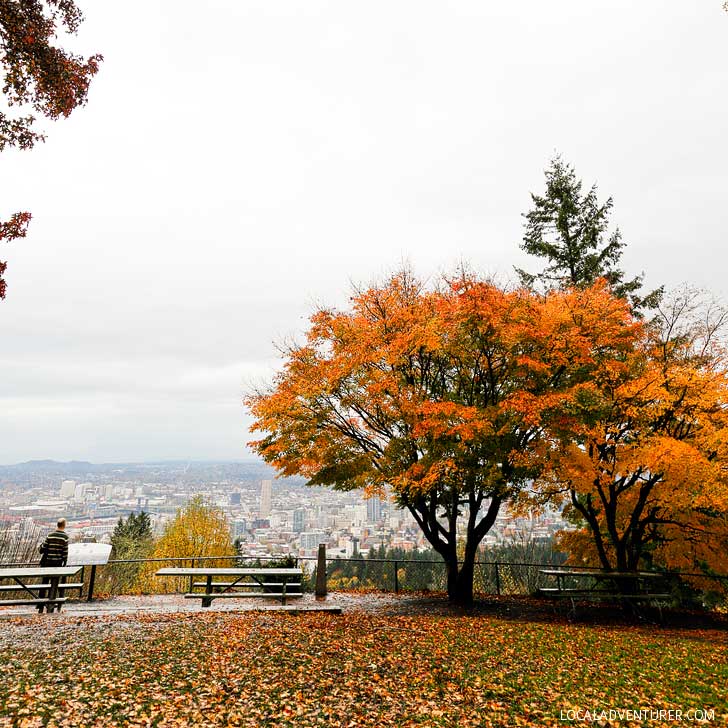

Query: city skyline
left=0, top=458, right=562, bottom=562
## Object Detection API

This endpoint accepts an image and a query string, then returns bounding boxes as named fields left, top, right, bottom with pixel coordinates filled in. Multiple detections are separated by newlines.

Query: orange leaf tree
left=247, top=270, right=635, bottom=604
left=531, top=287, right=728, bottom=580
left=0, top=1, right=102, bottom=298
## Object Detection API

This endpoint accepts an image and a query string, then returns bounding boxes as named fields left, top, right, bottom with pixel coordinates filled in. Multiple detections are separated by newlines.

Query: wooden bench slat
left=184, top=592, right=304, bottom=600
left=157, top=568, right=302, bottom=576
left=0, top=598, right=68, bottom=606
left=0, top=583, right=52, bottom=591
left=0, top=582, right=83, bottom=591
left=539, top=590, right=671, bottom=600
left=0, top=567, right=81, bottom=579
left=192, top=581, right=302, bottom=588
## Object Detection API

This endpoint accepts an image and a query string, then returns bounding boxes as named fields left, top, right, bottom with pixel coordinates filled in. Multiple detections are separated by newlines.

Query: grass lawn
left=0, top=608, right=726, bottom=727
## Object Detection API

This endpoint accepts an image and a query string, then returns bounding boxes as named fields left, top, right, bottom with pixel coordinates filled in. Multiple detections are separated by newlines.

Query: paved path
left=0, top=591, right=407, bottom=619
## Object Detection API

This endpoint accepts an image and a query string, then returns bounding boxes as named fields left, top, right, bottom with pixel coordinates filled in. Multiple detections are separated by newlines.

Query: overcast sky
left=1, top=1, right=727, bottom=464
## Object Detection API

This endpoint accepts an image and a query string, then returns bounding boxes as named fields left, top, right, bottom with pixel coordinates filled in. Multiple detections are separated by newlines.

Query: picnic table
left=538, top=568, right=672, bottom=618
left=0, top=566, right=83, bottom=613
left=155, top=567, right=304, bottom=608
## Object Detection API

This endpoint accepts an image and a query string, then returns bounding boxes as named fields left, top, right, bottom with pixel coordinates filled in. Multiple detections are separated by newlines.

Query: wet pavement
left=0, top=591, right=408, bottom=619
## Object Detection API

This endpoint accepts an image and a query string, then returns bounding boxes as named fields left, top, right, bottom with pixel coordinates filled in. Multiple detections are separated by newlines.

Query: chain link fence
left=2, top=553, right=727, bottom=608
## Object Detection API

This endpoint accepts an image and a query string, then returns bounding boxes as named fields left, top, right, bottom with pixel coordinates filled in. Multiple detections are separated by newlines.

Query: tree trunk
left=444, top=550, right=476, bottom=605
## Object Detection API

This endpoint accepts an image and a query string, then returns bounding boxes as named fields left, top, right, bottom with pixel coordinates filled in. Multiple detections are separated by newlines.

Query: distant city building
left=59, top=480, right=76, bottom=498
left=299, top=531, right=326, bottom=551
left=353, top=504, right=367, bottom=528
left=366, top=496, right=381, bottom=523
left=73, top=482, right=90, bottom=503
left=229, top=491, right=241, bottom=506
left=232, top=518, right=247, bottom=540
left=293, top=508, right=305, bottom=533
left=260, top=479, right=272, bottom=518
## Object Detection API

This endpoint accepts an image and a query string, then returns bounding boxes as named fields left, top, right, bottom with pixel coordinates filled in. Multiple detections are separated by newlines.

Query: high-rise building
left=232, top=518, right=247, bottom=540
left=260, top=479, right=272, bottom=517
left=353, top=504, right=367, bottom=527
left=366, top=496, right=381, bottom=524
left=59, top=480, right=75, bottom=498
left=293, top=508, right=305, bottom=533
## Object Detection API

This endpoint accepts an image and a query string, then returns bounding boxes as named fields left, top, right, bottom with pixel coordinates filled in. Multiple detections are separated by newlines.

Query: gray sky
left=1, top=1, right=727, bottom=464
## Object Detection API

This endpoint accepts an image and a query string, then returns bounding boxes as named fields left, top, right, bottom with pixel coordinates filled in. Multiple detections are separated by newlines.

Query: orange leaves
left=245, top=268, right=728, bottom=582
left=0, top=1, right=102, bottom=299
left=1, top=610, right=726, bottom=728
left=246, top=270, right=642, bottom=518
left=530, top=292, right=728, bottom=573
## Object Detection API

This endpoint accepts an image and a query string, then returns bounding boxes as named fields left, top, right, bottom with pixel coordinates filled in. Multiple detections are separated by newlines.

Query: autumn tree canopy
left=530, top=287, right=728, bottom=578
left=136, top=496, right=235, bottom=593
left=248, top=270, right=638, bottom=603
left=0, top=0, right=101, bottom=298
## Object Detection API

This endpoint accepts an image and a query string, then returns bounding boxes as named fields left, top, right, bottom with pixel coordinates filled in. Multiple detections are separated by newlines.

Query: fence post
left=393, top=560, right=399, bottom=593
left=495, top=562, right=501, bottom=596
left=315, top=544, right=327, bottom=598
left=87, top=564, right=97, bottom=602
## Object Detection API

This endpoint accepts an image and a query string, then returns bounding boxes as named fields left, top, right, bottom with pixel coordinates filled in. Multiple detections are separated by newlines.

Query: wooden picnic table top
left=539, top=569, right=664, bottom=579
left=0, top=566, right=81, bottom=579
left=155, top=567, right=301, bottom=577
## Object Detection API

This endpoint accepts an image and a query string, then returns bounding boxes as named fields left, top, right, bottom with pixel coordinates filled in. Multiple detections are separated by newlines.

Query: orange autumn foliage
left=247, top=270, right=637, bottom=603
left=530, top=288, right=728, bottom=576
left=0, top=1, right=102, bottom=298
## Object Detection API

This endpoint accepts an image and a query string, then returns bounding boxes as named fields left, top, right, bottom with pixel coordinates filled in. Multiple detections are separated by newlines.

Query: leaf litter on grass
left=0, top=609, right=726, bottom=727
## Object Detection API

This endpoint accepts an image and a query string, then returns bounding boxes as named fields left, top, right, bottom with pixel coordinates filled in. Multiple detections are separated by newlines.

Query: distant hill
left=0, top=459, right=294, bottom=491
left=0, top=460, right=98, bottom=475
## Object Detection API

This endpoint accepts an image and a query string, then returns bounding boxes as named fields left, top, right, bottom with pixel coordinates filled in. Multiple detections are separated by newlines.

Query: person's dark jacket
left=39, top=529, right=68, bottom=566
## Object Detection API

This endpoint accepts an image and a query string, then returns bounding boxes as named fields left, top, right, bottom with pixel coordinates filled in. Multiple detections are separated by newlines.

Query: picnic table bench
left=0, top=566, right=83, bottom=613
left=537, top=568, right=672, bottom=618
left=155, top=567, right=304, bottom=608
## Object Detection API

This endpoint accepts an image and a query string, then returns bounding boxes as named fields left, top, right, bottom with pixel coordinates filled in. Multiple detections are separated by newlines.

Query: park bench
left=155, top=567, right=304, bottom=608
left=537, top=568, right=672, bottom=619
left=0, top=566, right=83, bottom=613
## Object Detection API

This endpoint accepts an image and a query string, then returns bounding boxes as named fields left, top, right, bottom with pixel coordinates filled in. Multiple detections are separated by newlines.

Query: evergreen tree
left=107, top=511, right=154, bottom=594
left=110, top=511, right=153, bottom=557
left=517, top=156, right=661, bottom=311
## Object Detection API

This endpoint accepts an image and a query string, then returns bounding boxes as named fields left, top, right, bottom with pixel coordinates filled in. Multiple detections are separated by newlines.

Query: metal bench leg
left=202, top=575, right=212, bottom=608
left=47, top=577, right=59, bottom=614
left=568, top=597, right=577, bottom=622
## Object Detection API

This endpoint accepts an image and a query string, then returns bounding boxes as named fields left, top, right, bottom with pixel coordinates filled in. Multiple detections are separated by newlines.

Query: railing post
left=495, top=562, right=501, bottom=596
left=315, top=544, right=327, bottom=598
left=393, top=560, right=399, bottom=593
left=87, top=564, right=97, bottom=602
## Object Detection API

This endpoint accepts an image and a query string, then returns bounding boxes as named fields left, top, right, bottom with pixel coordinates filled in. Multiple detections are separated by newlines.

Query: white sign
left=67, top=542, right=112, bottom=566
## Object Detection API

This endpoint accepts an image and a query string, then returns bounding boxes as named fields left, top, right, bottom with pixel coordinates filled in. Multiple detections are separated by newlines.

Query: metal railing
left=2, top=554, right=727, bottom=606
